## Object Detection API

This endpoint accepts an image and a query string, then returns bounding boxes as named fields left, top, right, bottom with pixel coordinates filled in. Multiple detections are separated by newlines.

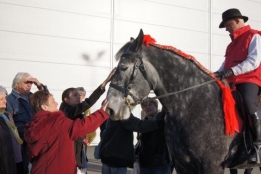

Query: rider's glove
left=214, top=69, right=234, bottom=80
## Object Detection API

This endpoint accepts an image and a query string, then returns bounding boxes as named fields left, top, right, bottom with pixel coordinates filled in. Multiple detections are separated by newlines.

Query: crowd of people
left=1, top=7, right=261, bottom=174
left=0, top=69, right=174, bottom=174
left=0, top=68, right=115, bottom=174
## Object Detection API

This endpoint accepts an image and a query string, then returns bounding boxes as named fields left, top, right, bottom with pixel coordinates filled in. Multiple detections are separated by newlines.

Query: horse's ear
left=130, top=29, right=144, bottom=52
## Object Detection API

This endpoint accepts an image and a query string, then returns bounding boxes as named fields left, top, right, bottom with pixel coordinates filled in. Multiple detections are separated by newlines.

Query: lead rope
left=148, top=78, right=219, bottom=100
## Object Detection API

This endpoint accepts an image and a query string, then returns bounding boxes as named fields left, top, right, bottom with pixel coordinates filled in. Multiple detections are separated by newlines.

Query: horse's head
left=106, top=29, right=154, bottom=120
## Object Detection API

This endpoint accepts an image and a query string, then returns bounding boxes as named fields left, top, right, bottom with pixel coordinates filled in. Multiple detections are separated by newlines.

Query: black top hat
left=219, top=8, right=248, bottom=28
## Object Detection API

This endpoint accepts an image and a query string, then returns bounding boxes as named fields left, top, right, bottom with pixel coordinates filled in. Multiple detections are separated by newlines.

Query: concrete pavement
left=87, top=146, right=132, bottom=174
left=86, top=146, right=261, bottom=174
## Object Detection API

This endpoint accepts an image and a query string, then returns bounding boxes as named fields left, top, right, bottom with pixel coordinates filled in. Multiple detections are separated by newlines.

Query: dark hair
left=141, top=99, right=158, bottom=110
left=30, top=90, right=51, bottom=113
left=61, top=88, right=75, bottom=102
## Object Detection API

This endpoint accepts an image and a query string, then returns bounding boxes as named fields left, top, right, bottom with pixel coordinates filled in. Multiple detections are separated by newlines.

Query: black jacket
left=59, top=86, right=105, bottom=168
left=138, top=112, right=171, bottom=168
left=99, top=114, right=164, bottom=168
left=0, top=117, right=16, bottom=174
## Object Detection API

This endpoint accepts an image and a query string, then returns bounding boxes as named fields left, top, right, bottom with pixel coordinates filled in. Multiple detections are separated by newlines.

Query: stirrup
left=249, top=145, right=261, bottom=163
left=254, top=145, right=260, bottom=163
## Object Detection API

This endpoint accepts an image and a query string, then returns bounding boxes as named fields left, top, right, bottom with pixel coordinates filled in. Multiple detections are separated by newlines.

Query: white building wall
left=0, top=0, right=261, bottom=144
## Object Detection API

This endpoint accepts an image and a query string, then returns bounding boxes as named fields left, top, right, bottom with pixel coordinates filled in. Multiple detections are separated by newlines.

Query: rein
left=148, top=78, right=219, bottom=100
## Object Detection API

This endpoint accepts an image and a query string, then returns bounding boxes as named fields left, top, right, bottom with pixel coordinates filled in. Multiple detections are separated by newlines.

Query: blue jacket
left=6, top=89, right=33, bottom=137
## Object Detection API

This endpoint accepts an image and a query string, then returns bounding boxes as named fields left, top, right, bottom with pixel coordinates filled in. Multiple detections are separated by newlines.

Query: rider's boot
left=248, top=112, right=261, bottom=163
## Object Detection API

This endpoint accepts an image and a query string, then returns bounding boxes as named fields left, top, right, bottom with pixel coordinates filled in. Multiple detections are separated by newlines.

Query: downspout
left=110, top=0, right=115, bottom=69
left=209, top=0, right=213, bottom=71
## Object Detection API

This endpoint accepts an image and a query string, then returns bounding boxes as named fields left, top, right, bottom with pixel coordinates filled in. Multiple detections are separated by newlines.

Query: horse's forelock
left=115, top=42, right=132, bottom=61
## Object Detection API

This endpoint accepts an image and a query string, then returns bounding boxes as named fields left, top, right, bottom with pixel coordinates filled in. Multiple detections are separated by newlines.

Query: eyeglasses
left=38, top=85, right=49, bottom=110
left=24, top=81, right=33, bottom=84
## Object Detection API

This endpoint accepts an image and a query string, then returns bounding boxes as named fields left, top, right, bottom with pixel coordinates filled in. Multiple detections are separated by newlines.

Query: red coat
left=24, top=109, right=108, bottom=174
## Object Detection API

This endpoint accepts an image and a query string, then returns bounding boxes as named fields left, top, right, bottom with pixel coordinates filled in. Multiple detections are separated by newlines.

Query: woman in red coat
left=24, top=87, right=109, bottom=174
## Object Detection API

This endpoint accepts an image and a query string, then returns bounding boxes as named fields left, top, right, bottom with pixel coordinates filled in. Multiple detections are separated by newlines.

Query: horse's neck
left=152, top=59, right=209, bottom=92
left=150, top=52, right=214, bottom=113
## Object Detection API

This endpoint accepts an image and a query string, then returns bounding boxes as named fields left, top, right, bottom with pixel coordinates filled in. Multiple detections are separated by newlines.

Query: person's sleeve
left=121, top=114, right=160, bottom=133
left=57, top=109, right=109, bottom=140
left=78, top=85, right=105, bottom=114
left=232, top=34, right=261, bottom=75
left=217, top=62, right=225, bottom=72
left=84, top=85, right=105, bottom=106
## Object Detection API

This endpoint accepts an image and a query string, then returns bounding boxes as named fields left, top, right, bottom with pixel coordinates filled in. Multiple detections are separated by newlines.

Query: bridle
left=110, top=52, right=219, bottom=111
left=110, top=52, right=151, bottom=110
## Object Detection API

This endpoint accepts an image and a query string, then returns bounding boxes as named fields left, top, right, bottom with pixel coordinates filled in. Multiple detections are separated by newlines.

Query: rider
left=215, top=8, right=261, bottom=163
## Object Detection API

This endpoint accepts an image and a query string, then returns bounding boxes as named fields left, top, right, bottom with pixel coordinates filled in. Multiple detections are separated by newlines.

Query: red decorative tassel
left=143, top=35, right=156, bottom=46
left=219, top=83, right=237, bottom=136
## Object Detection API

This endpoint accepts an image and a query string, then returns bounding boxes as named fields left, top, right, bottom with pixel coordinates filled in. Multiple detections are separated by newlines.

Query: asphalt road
left=87, top=146, right=261, bottom=174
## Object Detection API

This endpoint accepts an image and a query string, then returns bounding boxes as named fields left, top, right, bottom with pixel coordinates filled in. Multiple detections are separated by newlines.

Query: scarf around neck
left=0, top=113, right=23, bottom=145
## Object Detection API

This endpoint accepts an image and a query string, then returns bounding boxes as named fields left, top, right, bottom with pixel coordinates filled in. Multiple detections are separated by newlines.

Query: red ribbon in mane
left=143, top=34, right=237, bottom=136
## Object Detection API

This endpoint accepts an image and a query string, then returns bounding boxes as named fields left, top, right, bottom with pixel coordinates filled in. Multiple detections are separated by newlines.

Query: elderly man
left=6, top=72, right=44, bottom=174
left=215, top=8, right=261, bottom=163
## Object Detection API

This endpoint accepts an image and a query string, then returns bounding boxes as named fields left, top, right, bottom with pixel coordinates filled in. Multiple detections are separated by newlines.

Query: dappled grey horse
left=106, top=29, right=261, bottom=174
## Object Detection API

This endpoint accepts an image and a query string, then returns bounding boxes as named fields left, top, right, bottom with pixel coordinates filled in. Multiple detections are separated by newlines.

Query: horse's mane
left=115, top=41, right=133, bottom=61
left=116, top=35, right=217, bottom=80
left=143, top=35, right=217, bottom=79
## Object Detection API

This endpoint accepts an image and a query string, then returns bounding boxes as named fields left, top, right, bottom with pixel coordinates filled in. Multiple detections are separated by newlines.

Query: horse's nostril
left=106, top=108, right=113, bottom=117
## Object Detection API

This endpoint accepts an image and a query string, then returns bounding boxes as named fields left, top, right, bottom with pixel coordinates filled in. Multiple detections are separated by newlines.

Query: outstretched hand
left=101, top=67, right=116, bottom=89
left=101, top=99, right=109, bottom=112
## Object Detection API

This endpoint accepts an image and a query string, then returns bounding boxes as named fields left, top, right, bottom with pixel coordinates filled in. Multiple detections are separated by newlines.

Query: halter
left=110, top=51, right=220, bottom=111
left=110, top=52, right=151, bottom=110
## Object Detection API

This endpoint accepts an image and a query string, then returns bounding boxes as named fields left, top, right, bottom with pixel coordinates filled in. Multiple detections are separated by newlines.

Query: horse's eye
left=120, top=63, right=128, bottom=71
left=121, top=66, right=128, bottom=71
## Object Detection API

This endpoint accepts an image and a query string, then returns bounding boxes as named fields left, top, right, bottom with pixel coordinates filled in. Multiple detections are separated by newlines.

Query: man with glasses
left=6, top=72, right=45, bottom=174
